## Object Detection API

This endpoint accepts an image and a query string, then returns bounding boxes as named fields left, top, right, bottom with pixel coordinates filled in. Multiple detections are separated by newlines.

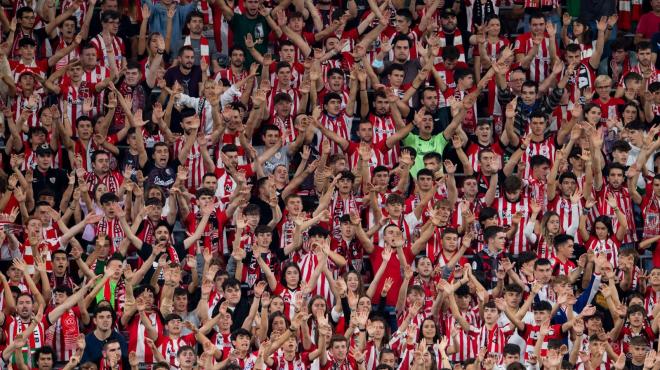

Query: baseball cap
left=35, top=144, right=54, bottom=156
left=441, top=8, right=457, bottom=18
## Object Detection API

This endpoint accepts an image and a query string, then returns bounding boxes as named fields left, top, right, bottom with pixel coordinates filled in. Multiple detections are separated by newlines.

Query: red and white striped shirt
left=156, top=334, right=196, bottom=367
left=586, top=236, right=621, bottom=268
left=317, top=113, right=351, bottom=156
left=127, top=311, right=163, bottom=363
left=173, top=137, right=204, bottom=191
left=443, top=308, right=480, bottom=362
left=476, top=324, right=507, bottom=362
left=522, top=135, right=557, bottom=179
left=4, top=315, right=47, bottom=367
left=494, top=196, right=532, bottom=255
left=597, top=185, right=636, bottom=244
left=514, top=32, right=556, bottom=83
left=367, top=113, right=398, bottom=165
left=90, top=33, right=125, bottom=70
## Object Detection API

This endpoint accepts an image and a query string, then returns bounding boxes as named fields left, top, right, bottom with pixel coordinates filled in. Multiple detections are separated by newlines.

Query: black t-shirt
left=136, top=241, right=186, bottom=284
left=31, top=167, right=69, bottom=206
left=164, top=66, right=202, bottom=98
left=476, top=169, right=506, bottom=198
left=143, top=159, right=181, bottom=190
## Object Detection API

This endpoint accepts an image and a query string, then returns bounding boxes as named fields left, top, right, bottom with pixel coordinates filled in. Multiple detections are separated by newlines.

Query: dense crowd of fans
left=0, top=0, right=658, bottom=369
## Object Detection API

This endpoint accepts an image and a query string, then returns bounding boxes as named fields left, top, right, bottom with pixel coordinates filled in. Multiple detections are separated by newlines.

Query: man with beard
left=217, top=0, right=290, bottom=66
left=117, top=202, right=214, bottom=272
left=183, top=11, right=221, bottom=71
left=80, top=306, right=128, bottom=366
left=164, top=46, right=202, bottom=98
left=372, top=35, right=422, bottom=84
left=214, top=47, right=247, bottom=88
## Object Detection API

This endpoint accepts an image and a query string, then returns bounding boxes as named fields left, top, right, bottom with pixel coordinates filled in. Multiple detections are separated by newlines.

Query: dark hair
left=178, top=45, right=195, bottom=57
left=388, top=63, right=405, bottom=75
left=222, top=277, right=241, bottom=291
left=484, top=225, right=504, bottom=242
left=530, top=155, right=551, bottom=168
left=553, top=234, right=573, bottom=249
left=392, top=34, right=411, bottom=48
left=274, top=92, right=293, bottom=105
left=186, top=10, right=204, bottom=24
left=637, top=41, right=652, bottom=52
left=101, top=10, right=120, bottom=22
left=99, top=192, right=119, bottom=205
left=34, top=346, right=55, bottom=363
left=503, top=343, right=520, bottom=356
left=611, top=140, right=632, bottom=153
left=503, top=176, right=522, bottom=193
left=17, top=7, right=35, bottom=19
left=606, top=162, right=626, bottom=176
left=442, top=45, right=460, bottom=61
left=592, top=215, right=614, bottom=237
left=94, top=305, right=116, bottom=323
left=532, top=300, right=553, bottom=312
left=91, top=150, right=109, bottom=163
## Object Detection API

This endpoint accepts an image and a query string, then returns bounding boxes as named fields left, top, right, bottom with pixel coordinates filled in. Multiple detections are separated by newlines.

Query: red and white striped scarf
left=618, top=0, right=643, bottom=30
left=45, top=308, right=79, bottom=361
left=95, top=217, right=125, bottom=255
left=184, top=35, right=210, bottom=67
left=438, top=29, right=465, bottom=63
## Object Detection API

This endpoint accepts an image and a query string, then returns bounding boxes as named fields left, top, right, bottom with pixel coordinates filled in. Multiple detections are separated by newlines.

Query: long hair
left=540, top=211, right=561, bottom=246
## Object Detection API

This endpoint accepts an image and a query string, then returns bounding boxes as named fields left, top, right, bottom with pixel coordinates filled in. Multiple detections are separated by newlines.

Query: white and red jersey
left=271, top=114, right=297, bottom=145
left=11, top=93, right=42, bottom=130
left=81, top=65, right=110, bottom=117
left=494, top=196, right=532, bottom=255
left=367, top=113, right=398, bottom=165
left=4, top=315, right=47, bottom=366
left=645, top=286, right=660, bottom=321
left=476, top=324, right=507, bottom=362
left=59, top=0, right=88, bottom=27
left=521, top=135, right=558, bottom=179
left=547, top=196, right=581, bottom=238
left=596, top=185, right=637, bottom=244
left=214, top=67, right=248, bottom=87
left=317, top=112, right=351, bottom=155
left=90, top=33, right=125, bottom=70
left=59, top=77, right=97, bottom=130
left=127, top=311, right=164, bottom=364
left=437, top=29, right=466, bottom=63
left=173, top=137, right=204, bottom=191
left=552, top=257, right=577, bottom=276
left=210, top=4, right=233, bottom=55
left=53, top=38, right=80, bottom=71
left=10, top=59, right=48, bottom=93
left=521, top=323, right=563, bottom=361
left=465, top=141, right=504, bottom=172
left=45, top=307, right=80, bottom=361
left=443, top=308, right=481, bottom=362
left=94, top=216, right=126, bottom=255
left=20, top=239, right=59, bottom=274
left=620, top=64, right=660, bottom=91
left=514, top=32, right=557, bottom=83
left=526, top=177, right=548, bottom=212
left=84, top=171, right=123, bottom=194
left=156, top=334, right=196, bottom=368
left=267, top=86, right=301, bottom=116
left=586, top=236, right=621, bottom=268
left=214, top=164, right=254, bottom=205
left=272, top=351, right=312, bottom=370
left=346, top=140, right=391, bottom=169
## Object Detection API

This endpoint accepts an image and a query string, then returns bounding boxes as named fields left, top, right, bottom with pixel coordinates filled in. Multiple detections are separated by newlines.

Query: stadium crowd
left=0, top=0, right=658, bottom=369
